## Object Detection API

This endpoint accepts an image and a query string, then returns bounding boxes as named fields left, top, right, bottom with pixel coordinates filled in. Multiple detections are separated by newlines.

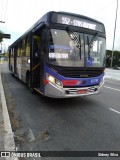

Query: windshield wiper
left=79, top=34, right=81, bottom=60
left=87, top=36, right=90, bottom=60
left=89, top=32, right=98, bottom=48
left=87, top=32, right=98, bottom=60
left=66, top=26, right=81, bottom=59
left=66, top=27, right=81, bottom=49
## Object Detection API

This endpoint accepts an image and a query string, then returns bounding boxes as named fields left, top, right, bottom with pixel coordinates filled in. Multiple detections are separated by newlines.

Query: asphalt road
left=1, top=63, right=120, bottom=160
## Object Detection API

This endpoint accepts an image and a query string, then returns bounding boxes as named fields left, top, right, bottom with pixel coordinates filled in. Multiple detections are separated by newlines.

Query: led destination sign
left=59, top=16, right=96, bottom=30
left=51, top=13, right=105, bottom=33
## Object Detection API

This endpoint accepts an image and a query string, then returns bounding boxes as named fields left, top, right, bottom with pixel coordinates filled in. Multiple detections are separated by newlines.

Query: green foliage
left=4, top=52, right=8, bottom=58
left=0, top=52, right=8, bottom=61
left=106, top=50, right=120, bottom=68
left=0, top=30, right=3, bottom=42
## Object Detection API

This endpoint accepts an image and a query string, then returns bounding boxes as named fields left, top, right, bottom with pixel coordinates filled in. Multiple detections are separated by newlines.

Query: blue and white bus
left=9, top=11, right=106, bottom=98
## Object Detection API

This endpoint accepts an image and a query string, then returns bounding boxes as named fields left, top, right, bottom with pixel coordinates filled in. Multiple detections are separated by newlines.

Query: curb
left=0, top=69, right=18, bottom=160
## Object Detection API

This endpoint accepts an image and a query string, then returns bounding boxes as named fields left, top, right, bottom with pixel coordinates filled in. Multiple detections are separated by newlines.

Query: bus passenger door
left=30, top=32, right=41, bottom=89
left=30, top=27, right=48, bottom=93
left=40, top=28, right=48, bottom=92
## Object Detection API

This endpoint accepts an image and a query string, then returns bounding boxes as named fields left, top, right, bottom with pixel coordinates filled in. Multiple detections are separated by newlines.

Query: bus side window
left=26, top=36, right=30, bottom=56
left=21, top=38, right=26, bottom=56
left=33, top=35, right=40, bottom=58
left=17, top=41, right=22, bottom=57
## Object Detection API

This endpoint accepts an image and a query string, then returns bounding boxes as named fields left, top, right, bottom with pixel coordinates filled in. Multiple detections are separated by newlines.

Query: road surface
left=1, top=63, right=120, bottom=160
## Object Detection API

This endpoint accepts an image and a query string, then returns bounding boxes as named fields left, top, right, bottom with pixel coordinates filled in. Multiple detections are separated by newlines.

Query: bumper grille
left=65, top=86, right=99, bottom=95
left=59, top=69, right=103, bottom=78
left=47, top=64, right=104, bottom=78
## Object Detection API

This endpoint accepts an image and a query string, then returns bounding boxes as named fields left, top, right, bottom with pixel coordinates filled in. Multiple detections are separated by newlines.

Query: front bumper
left=44, top=79, right=104, bottom=98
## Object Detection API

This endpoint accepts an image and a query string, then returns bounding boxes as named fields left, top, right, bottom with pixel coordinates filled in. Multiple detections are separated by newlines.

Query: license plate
left=77, top=89, right=88, bottom=94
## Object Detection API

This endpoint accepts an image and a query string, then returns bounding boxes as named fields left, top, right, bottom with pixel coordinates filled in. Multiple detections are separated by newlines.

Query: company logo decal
left=76, top=80, right=86, bottom=85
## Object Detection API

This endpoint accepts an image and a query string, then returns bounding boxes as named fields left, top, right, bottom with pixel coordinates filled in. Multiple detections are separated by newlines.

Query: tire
left=26, top=73, right=30, bottom=89
left=11, top=66, right=14, bottom=77
left=26, top=73, right=36, bottom=94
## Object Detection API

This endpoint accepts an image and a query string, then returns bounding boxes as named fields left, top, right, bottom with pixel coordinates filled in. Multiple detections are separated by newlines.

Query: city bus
left=9, top=11, right=106, bottom=98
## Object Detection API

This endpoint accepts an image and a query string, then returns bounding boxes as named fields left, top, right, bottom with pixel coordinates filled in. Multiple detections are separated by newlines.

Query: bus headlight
left=47, top=75, right=63, bottom=89
left=48, top=75, right=55, bottom=83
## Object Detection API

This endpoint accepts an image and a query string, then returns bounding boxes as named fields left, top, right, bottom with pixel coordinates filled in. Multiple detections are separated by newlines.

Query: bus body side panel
left=16, top=56, right=22, bottom=80
left=21, top=56, right=30, bottom=83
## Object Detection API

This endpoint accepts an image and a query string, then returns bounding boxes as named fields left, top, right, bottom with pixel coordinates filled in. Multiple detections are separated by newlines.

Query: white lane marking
left=109, top=108, right=120, bottom=114
left=104, top=86, right=120, bottom=92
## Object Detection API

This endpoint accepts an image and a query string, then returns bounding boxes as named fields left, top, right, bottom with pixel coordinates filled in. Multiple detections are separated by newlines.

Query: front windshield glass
left=84, top=34, right=106, bottom=67
left=48, top=29, right=106, bottom=67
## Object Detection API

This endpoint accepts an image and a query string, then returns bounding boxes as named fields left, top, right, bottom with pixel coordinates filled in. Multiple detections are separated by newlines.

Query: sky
left=0, top=0, right=120, bottom=51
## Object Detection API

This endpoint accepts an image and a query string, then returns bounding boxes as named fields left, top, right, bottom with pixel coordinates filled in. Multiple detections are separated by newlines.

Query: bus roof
left=9, top=11, right=105, bottom=48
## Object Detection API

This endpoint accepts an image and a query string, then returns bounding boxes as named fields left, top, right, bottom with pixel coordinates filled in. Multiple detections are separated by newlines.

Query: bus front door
left=30, top=34, right=41, bottom=91
left=30, top=27, right=48, bottom=94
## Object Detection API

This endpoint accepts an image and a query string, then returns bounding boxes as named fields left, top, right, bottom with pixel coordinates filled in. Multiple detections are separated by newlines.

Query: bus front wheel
left=26, top=73, right=30, bottom=89
left=26, top=73, right=36, bottom=94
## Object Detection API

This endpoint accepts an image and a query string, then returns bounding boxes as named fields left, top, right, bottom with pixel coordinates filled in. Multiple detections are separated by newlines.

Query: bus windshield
left=48, top=29, right=106, bottom=67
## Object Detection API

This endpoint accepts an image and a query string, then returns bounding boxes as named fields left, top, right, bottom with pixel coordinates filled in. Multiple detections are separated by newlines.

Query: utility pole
left=110, top=0, right=119, bottom=68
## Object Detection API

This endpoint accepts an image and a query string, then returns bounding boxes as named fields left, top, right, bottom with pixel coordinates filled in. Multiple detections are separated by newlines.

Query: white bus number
left=62, top=17, right=70, bottom=24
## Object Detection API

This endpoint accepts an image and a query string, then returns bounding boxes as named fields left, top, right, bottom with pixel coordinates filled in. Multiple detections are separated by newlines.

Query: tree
left=106, top=50, right=120, bottom=68
left=106, top=50, right=112, bottom=67
left=0, top=30, right=3, bottom=42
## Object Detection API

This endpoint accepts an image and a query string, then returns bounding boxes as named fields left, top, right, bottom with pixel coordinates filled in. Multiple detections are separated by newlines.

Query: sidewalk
left=0, top=67, right=6, bottom=159
left=0, top=64, right=18, bottom=160
left=0, top=94, right=5, bottom=151
left=105, top=68, right=120, bottom=81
